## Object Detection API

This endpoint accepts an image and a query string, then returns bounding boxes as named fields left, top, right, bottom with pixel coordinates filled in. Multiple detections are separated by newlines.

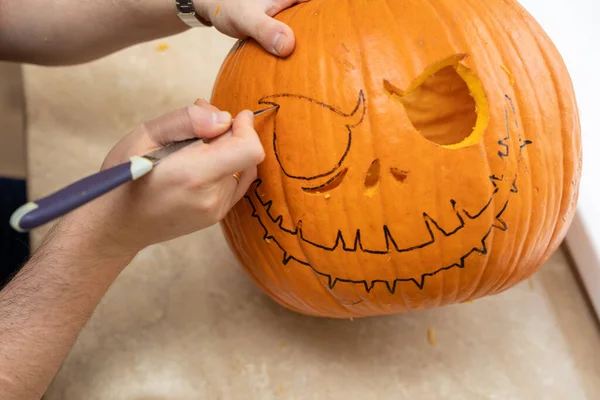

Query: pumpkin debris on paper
left=428, top=328, right=436, bottom=346
left=155, top=43, right=169, bottom=52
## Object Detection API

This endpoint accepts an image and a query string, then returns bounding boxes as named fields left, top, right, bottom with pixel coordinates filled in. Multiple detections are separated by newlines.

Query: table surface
left=24, top=21, right=600, bottom=400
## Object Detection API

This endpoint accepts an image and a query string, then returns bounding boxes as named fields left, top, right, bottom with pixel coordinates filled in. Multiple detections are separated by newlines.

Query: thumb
left=236, top=10, right=297, bottom=57
left=142, top=102, right=232, bottom=147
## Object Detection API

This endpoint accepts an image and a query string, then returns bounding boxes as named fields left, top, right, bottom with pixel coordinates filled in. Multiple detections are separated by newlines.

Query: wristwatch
left=176, top=0, right=212, bottom=27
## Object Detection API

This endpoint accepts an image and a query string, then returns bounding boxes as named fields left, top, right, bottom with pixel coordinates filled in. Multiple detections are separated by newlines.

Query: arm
left=0, top=0, right=188, bottom=65
left=0, top=219, right=135, bottom=400
left=0, top=0, right=309, bottom=65
left=0, top=101, right=265, bottom=399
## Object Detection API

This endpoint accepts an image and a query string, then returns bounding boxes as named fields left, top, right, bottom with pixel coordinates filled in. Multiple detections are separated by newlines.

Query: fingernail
left=213, top=111, right=231, bottom=125
left=272, top=33, right=286, bottom=55
left=195, top=98, right=208, bottom=106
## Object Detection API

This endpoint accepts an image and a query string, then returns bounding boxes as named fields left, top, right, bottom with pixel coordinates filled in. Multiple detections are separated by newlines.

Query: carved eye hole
left=259, top=91, right=365, bottom=181
left=302, top=168, right=348, bottom=194
left=384, top=54, right=489, bottom=149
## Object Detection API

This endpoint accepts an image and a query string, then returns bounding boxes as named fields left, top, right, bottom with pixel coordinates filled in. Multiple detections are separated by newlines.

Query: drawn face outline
left=244, top=88, right=532, bottom=293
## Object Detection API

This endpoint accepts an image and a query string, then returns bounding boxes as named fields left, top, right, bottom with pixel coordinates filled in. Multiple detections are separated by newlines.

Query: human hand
left=196, top=0, right=310, bottom=57
left=65, top=100, right=265, bottom=258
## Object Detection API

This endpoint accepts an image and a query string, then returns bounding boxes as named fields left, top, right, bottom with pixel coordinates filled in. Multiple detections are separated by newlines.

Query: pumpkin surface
left=211, top=0, right=581, bottom=318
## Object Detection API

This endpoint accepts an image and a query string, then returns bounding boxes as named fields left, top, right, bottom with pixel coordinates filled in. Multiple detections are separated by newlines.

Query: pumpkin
left=211, top=0, right=581, bottom=318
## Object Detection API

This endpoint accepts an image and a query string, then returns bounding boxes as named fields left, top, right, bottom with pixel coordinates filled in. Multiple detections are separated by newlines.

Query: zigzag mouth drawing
left=244, top=94, right=532, bottom=293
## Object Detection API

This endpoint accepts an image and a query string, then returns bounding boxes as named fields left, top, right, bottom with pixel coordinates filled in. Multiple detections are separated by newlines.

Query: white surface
left=518, top=0, right=600, bottom=316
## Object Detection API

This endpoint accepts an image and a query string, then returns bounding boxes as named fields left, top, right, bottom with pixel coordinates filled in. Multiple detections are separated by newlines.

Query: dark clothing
left=0, top=177, right=30, bottom=288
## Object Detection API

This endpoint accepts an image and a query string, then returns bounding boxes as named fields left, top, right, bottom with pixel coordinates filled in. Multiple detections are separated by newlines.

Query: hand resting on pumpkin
left=0, top=101, right=264, bottom=400
left=198, top=0, right=311, bottom=56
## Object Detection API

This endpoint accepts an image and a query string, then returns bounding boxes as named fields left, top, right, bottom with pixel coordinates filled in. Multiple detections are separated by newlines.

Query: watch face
left=176, top=0, right=195, bottom=13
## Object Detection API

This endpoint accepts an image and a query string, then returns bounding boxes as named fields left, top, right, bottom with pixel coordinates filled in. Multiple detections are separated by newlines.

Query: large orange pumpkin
left=211, top=0, right=581, bottom=318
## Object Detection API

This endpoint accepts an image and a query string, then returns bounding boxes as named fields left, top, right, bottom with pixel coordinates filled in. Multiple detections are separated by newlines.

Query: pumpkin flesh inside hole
left=390, top=168, right=409, bottom=183
left=302, top=168, right=348, bottom=194
left=384, top=54, right=489, bottom=149
left=364, top=159, right=381, bottom=197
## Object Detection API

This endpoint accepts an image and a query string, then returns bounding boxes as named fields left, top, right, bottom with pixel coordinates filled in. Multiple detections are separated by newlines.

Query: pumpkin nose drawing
left=390, top=168, right=409, bottom=183
left=364, top=161, right=411, bottom=197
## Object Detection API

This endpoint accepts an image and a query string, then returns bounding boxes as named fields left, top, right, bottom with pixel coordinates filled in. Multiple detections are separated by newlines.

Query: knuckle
left=197, top=193, right=220, bottom=214
left=255, top=19, right=272, bottom=42
left=248, top=141, right=265, bottom=163
left=138, top=121, right=149, bottom=133
left=186, top=175, right=207, bottom=191
left=248, top=168, right=258, bottom=181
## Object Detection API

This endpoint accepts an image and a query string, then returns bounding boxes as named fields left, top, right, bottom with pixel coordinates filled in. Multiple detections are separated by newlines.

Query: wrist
left=130, top=0, right=195, bottom=39
left=176, top=0, right=213, bottom=28
left=193, top=0, right=212, bottom=24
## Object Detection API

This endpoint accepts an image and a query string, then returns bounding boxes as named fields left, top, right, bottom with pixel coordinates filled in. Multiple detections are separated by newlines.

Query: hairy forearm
left=0, top=215, right=134, bottom=400
left=0, top=0, right=191, bottom=65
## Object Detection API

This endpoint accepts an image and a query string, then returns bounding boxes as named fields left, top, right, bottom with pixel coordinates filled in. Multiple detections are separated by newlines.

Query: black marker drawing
left=243, top=92, right=532, bottom=293
left=259, top=91, right=366, bottom=181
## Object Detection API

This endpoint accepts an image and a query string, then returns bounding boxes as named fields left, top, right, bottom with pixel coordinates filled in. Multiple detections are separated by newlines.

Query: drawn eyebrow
left=258, top=91, right=366, bottom=181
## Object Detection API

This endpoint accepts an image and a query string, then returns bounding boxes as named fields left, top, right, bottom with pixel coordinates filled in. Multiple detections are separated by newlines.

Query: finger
left=265, top=0, right=311, bottom=16
left=141, top=107, right=195, bottom=146
left=194, top=98, right=221, bottom=113
left=188, top=103, right=232, bottom=140
left=215, top=165, right=257, bottom=218
left=235, top=8, right=297, bottom=57
left=177, top=110, right=265, bottom=182
left=205, top=165, right=256, bottom=223
left=230, top=110, right=259, bottom=142
left=206, top=108, right=254, bottom=145
left=142, top=103, right=232, bottom=147
left=231, top=165, right=258, bottom=206
left=205, top=110, right=264, bottom=179
left=193, top=99, right=236, bottom=144
left=204, top=129, right=233, bottom=145
left=203, top=104, right=254, bottom=146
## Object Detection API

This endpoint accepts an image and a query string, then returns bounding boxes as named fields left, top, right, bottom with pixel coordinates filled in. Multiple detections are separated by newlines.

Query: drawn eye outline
left=258, top=91, right=366, bottom=182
